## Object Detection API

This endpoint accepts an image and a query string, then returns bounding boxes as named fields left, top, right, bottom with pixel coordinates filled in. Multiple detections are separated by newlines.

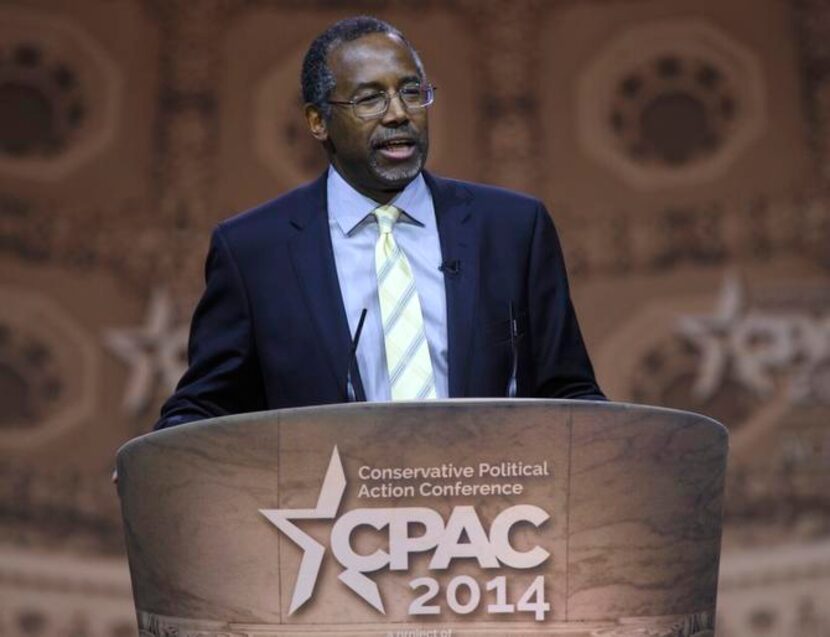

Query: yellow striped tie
left=374, top=205, right=436, bottom=400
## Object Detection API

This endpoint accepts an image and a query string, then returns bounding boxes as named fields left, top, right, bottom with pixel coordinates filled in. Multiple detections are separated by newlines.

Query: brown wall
left=1, top=1, right=828, bottom=635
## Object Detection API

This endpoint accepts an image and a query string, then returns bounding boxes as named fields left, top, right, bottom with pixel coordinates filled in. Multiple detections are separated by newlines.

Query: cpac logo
left=260, top=447, right=551, bottom=615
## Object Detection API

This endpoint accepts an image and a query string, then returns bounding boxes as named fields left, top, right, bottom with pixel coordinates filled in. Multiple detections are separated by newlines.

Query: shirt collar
left=327, top=165, right=429, bottom=236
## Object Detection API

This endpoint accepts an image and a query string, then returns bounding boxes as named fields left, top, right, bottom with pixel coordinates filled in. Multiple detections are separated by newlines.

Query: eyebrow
left=352, top=76, right=422, bottom=92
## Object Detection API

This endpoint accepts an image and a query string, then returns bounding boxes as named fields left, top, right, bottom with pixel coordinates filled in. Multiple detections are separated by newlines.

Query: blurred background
left=0, top=0, right=828, bottom=635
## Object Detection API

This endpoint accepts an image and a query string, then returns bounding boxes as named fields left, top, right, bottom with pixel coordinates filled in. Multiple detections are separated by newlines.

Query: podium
left=117, top=400, right=727, bottom=636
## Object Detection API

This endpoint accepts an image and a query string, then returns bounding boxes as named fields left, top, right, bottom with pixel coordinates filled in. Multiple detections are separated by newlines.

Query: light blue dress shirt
left=327, top=167, right=449, bottom=401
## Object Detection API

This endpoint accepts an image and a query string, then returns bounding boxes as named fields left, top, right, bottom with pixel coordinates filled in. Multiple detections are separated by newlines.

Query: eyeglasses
left=328, top=84, right=436, bottom=120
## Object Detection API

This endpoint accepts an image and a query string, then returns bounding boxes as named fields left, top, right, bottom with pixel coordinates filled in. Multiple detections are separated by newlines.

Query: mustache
left=371, top=127, right=424, bottom=148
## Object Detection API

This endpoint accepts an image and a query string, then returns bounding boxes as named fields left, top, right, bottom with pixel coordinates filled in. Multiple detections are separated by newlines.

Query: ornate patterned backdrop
left=0, top=1, right=828, bottom=635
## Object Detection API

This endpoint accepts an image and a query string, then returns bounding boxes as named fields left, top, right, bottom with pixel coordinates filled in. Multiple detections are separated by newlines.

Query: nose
left=381, top=91, right=409, bottom=125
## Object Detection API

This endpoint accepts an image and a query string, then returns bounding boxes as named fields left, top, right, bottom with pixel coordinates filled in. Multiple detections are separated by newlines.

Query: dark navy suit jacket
left=155, top=171, right=604, bottom=429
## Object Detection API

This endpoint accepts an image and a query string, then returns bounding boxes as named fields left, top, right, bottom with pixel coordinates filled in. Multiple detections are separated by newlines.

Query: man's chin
left=371, top=157, right=425, bottom=188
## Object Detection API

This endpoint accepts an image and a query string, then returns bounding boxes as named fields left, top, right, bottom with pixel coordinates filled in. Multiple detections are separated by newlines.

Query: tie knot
left=374, top=205, right=401, bottom=234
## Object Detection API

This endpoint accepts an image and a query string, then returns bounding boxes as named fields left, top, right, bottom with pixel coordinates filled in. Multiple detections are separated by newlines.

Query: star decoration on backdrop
left=104, top=289, right=189, bottom=416
left=678, top=272, right=830, bottom=404
left=677, top=272, right=745, bottom=401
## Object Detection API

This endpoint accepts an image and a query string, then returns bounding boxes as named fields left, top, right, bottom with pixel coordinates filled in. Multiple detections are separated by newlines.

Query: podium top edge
left=120, top=399, right=726, bottom=458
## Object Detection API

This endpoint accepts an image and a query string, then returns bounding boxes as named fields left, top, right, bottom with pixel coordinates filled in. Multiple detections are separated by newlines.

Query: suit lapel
left=288, top=173, right=366, bottom=401
left=424, top=172, right=479, bottom=397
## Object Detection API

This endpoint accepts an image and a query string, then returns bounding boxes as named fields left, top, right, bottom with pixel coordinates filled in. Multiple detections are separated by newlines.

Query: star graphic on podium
left=259, top=447, right=357, bottom=614
left=104, top=289, right=188, bottom=415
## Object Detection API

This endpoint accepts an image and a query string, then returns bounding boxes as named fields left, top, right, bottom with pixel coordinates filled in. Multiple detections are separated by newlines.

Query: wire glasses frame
left=328, top=84, right=437, bottom=120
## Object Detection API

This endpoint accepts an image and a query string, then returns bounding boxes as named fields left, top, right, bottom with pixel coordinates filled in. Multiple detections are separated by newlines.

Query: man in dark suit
left=155, top=16, right=604, bottom=430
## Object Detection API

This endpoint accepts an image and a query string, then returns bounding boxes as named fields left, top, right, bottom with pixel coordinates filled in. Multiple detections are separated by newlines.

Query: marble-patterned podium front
left=117, top=400, right=726, bottom=636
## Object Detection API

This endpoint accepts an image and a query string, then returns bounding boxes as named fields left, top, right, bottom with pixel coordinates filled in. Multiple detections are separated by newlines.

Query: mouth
left=374, top=137, right=418, bottom=161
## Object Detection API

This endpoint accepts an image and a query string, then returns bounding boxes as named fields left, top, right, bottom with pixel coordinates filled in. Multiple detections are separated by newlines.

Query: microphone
left=507, top=301, right=518, bottom=398
left=439, top=259, right=462, bottom=276
left=345, top=308, right=368, bottom=402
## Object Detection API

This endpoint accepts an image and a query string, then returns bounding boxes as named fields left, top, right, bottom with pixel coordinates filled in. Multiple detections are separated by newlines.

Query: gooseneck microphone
left=345, top=308, right=368, bottom=402
left=507, top=301, right=519, bottom=398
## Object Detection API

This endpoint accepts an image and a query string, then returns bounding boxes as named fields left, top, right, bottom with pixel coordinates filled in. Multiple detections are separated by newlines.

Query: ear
left=304, top=104, right=329, bottom=142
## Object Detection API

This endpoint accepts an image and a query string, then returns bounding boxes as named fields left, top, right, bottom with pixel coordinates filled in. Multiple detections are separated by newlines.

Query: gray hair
left=301, top=16, right=425, bottom=120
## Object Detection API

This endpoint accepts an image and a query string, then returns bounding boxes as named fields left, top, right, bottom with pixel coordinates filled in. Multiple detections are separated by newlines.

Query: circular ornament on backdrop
left=0, top=7, right=122, bottom=181
left=577, top=19, right=766, bottom=189
left=0, top=287, right=99, bottom=449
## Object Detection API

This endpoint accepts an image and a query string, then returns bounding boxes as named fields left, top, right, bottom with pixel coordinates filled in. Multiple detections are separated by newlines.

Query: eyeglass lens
left=355, top=86, right=433, bottom=118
